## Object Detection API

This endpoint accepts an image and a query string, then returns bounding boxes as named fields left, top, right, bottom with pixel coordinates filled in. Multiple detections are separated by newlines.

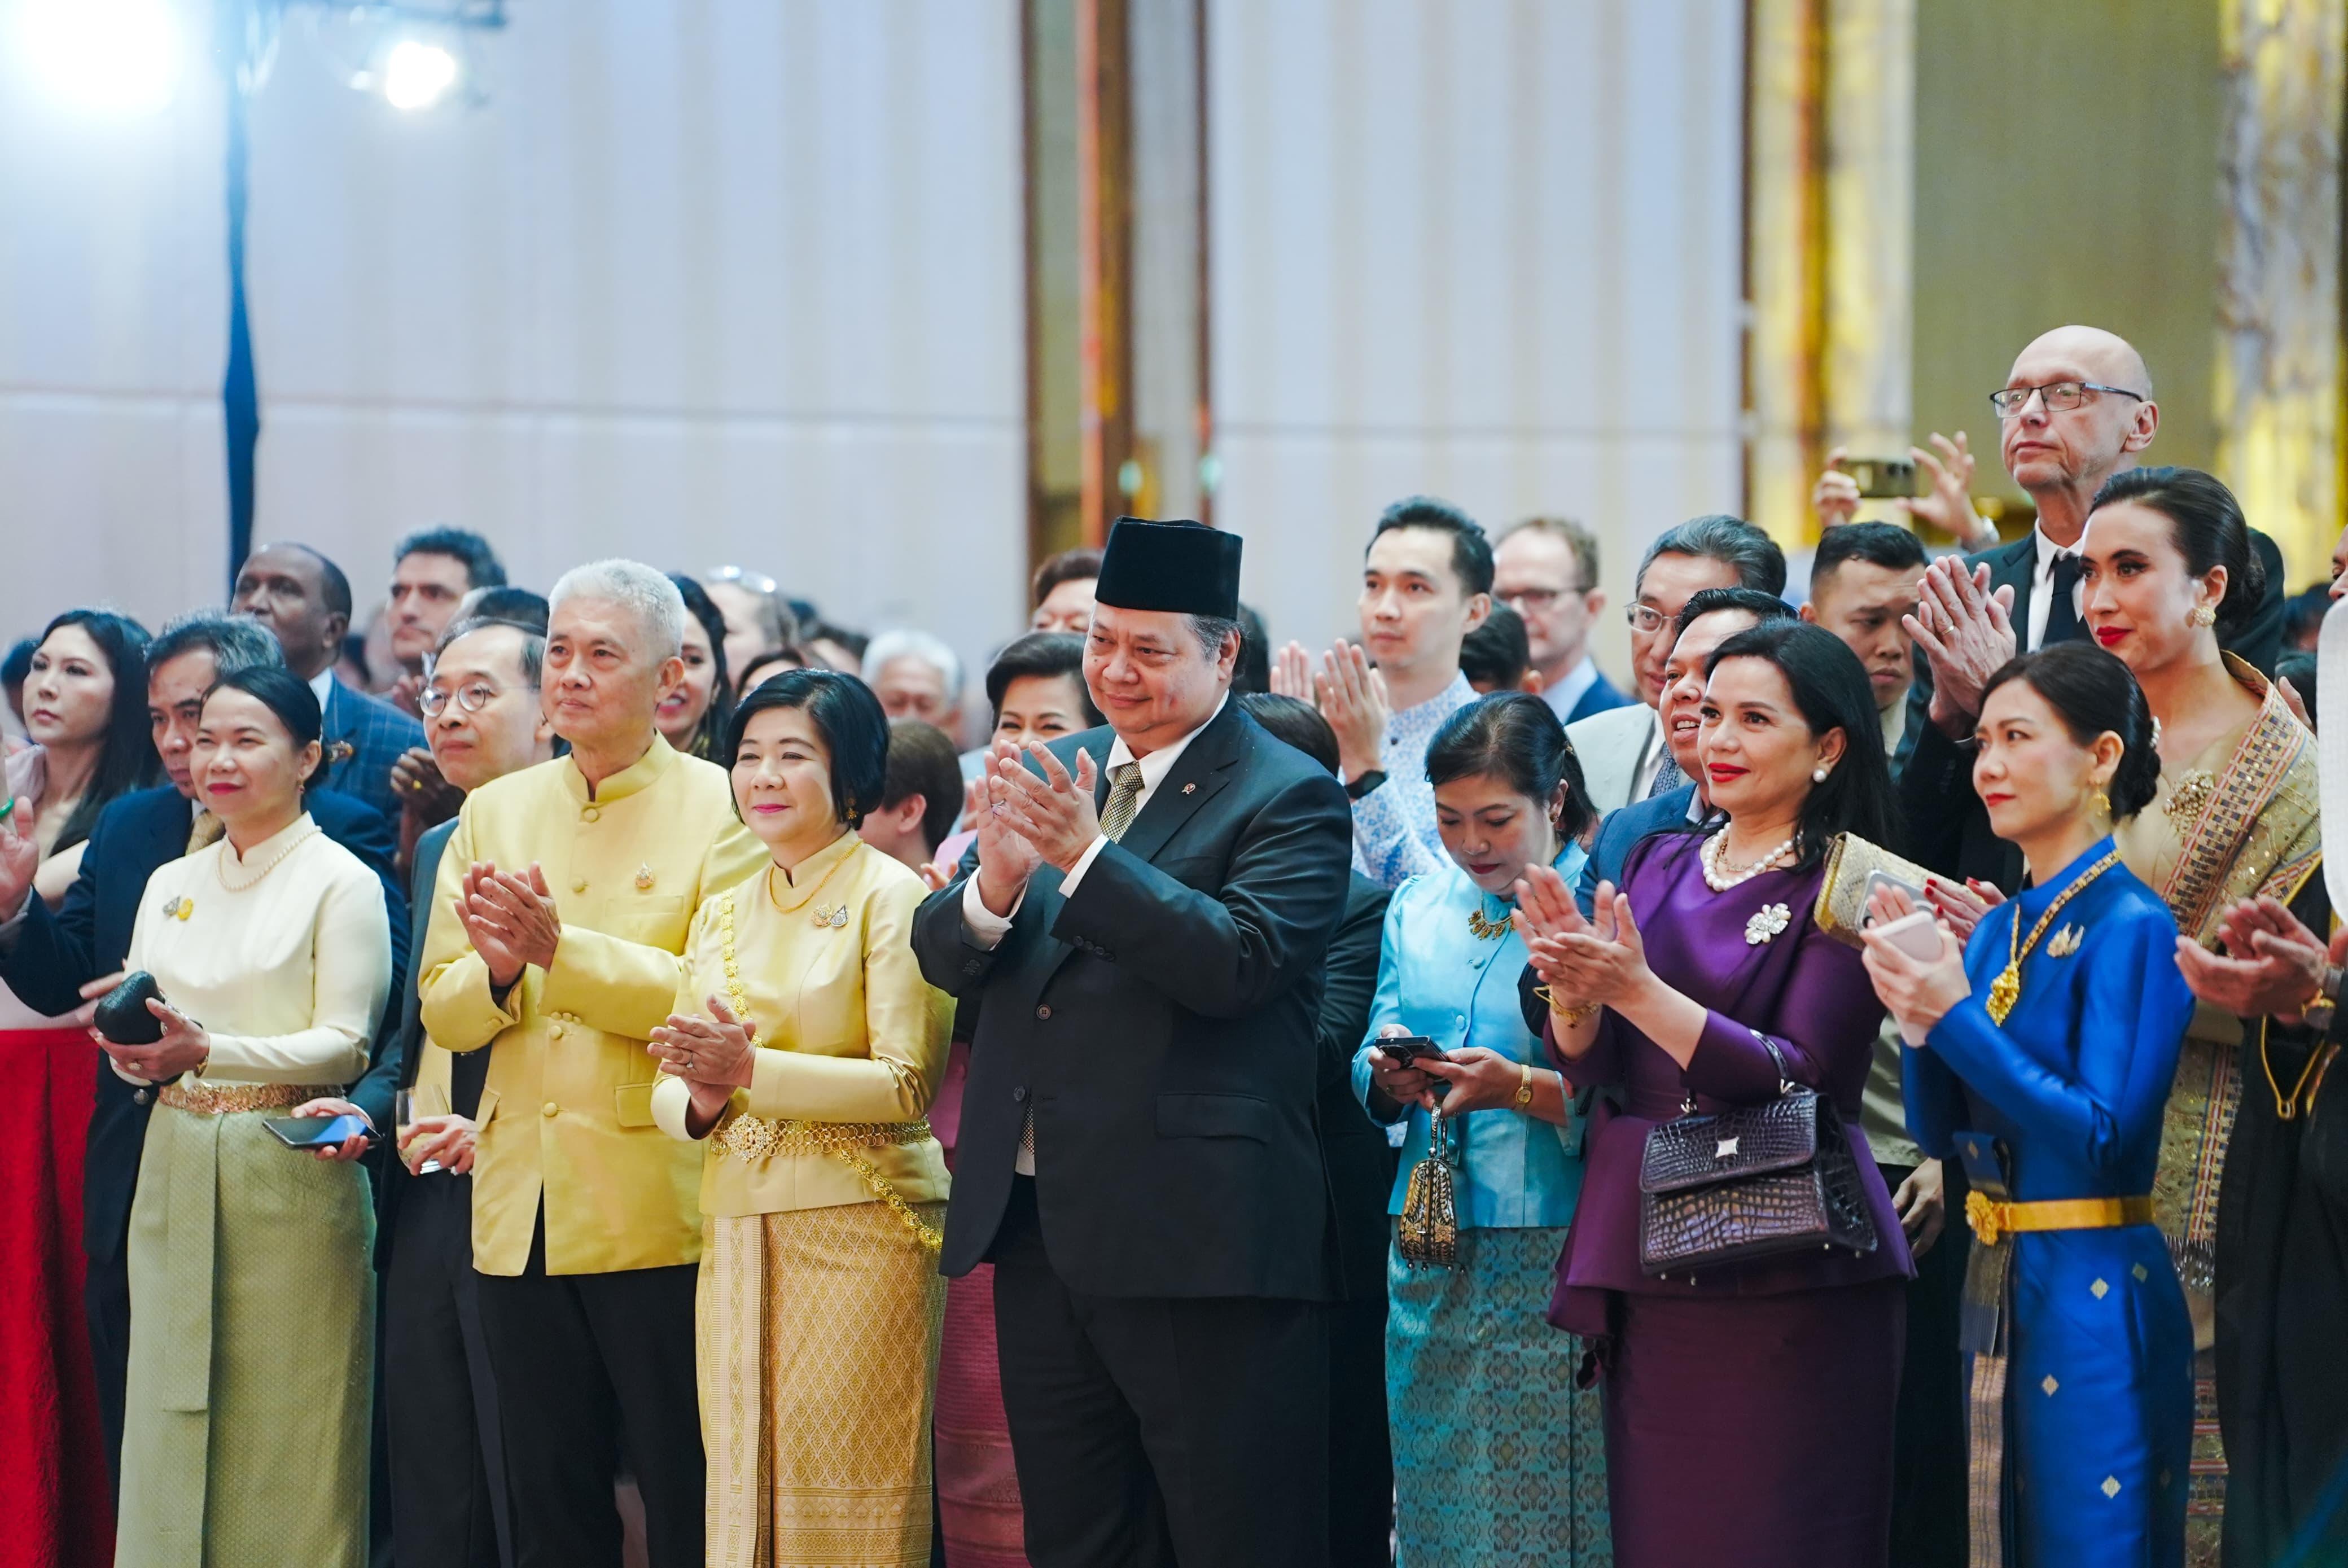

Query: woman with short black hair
left=650, top=668, right=955, bottom=1565
left=106, top=664, right=393, bottom=1567
left=1518, top=620, right=1914, bottom=1567
left=1352, top=691, right=1609, bottom=1561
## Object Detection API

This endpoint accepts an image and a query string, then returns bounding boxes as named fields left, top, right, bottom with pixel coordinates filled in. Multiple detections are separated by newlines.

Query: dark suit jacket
left=316, top=676, right=426, bottom=830
left=1316, top=873, right=1394, bottom=1303
left=0, top=783, right=405, bottom=1265
left=1899, top=526, right=2286, bottom=891
left=1576, top=782, right=1703, bottom=916
left=1562, top=665, right=1634, bottom=726
left=913, top=702, right=1354, bottom=1299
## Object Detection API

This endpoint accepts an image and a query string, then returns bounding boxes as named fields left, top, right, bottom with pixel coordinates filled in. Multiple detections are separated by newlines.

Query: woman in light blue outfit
left=1353, top=693, right=1609, bottom=1566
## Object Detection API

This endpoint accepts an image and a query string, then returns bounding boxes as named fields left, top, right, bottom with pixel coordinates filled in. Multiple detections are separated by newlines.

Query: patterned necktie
left=1646, top=752, right=1688, bottom=801
left=1098, top=761, right=1145, bottom=842
left=186, top=810, right=225, bottom=855
left=2042, top=551, right=2083, bottom=649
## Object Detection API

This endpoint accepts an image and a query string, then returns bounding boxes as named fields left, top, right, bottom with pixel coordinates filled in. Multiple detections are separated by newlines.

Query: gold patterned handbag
left=1812, top=831, right=1933, bottom=948
left=1396, top=1110, right=1461, bottom=1269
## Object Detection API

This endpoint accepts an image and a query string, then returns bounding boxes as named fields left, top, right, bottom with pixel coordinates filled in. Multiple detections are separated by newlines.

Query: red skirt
left=0, top=1028, right=111, bottom=1568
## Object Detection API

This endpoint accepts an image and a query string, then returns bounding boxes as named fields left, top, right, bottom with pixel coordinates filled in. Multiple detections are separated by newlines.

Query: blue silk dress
left=1905, top=838, right=2196, bottom=1566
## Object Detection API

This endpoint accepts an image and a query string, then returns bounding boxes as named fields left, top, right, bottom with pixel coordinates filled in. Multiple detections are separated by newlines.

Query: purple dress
left=1542, top=831, right=1915, bottom=1567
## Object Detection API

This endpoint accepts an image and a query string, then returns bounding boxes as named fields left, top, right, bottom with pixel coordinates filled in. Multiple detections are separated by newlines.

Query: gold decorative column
left=2213, top=0, right=2345, bottom=584
left=1744, top=0, right=1916, bottom=548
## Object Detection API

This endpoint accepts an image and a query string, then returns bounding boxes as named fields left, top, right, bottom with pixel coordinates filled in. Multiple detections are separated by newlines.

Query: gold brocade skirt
left=698, top=1201, right=948, bottom=1568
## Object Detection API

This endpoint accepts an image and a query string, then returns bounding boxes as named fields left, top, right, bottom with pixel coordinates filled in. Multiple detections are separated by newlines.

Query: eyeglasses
left=706, top=564, right=778, bottom=595
left=1499, top=586, right=1587, bottom=614
left=418, top=681, right=533, bottom=718
left=1626, top=604, right=1670, bottom=634
left=1987, top=380, right=2147, bottom=418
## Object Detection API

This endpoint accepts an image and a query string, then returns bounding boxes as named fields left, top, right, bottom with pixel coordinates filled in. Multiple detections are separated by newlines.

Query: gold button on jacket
left=419, top=737, right=765, bottom=1276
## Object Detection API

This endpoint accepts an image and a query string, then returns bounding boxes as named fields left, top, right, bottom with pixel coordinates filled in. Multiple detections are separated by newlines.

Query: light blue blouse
left=1350, top=843, right=1591, bottom=1230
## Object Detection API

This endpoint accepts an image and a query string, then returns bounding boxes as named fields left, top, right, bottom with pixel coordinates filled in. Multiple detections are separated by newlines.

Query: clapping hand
left=1531, top=882, right=1652, bottom=1009
left=2174, top=895, right=2336, bottom=1022
left=649, top=994, right=759, bottom=1089
left=972, top=743, right=1044, bottom=917
left=390, top=746, right=462, bottom=826
left=1905, top=558, right=2018, bottom=737
left=1922, top=877, right=2003, bottom=943
left=0, top=796, right=36, bottom=924
left=1313, top=642, right=1392, bottom=782
left=459, top=862, right=561, bottom=988
left=988, top=741, right=1105, bottom=874
left=1270, top=642, right=1316, bottom=700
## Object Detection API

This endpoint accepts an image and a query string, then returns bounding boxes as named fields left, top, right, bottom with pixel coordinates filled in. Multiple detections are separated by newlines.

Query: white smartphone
left=1863, top=868, right=1928, bottom=926
left=1870, top=908, right=1945, bottom=963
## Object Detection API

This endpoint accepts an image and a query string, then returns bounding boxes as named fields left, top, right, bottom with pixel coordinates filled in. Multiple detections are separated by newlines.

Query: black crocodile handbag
left=1637, top=1035, right=1879, bottom=1277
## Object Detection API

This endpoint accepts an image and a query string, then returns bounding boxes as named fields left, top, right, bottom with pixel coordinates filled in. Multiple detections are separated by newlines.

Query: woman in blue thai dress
left=1352, top=693, right=1609, bottom=1565
left=1865, top=641, right=2194, bottom=1567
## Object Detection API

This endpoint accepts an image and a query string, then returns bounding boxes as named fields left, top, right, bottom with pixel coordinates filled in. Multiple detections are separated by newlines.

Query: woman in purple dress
left=1517, top=620, right=1915, bottom=1567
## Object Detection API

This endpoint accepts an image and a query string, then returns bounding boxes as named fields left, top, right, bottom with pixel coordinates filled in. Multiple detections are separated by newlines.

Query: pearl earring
left=2189, top=605, right=2216, bottom=629
left=1811, top=767, right=1829, bottom=783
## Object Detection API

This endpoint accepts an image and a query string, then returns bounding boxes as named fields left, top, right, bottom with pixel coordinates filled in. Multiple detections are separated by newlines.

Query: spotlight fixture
left=298, top=1, right=504, bottom=111
left=12, top=0, right=187, bottom=116
left=379, top=36, right=458, bottom=110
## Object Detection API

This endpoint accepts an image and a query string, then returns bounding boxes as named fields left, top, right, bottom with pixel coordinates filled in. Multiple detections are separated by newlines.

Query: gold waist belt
left=1964, top=1192, right=2154, bottom=1248
left=157, top=1081, right=335, bottom=1116
left=711, top=1114, right=935, bottom=1163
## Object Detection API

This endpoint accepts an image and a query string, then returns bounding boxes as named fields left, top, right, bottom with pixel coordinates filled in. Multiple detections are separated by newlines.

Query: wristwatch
left=1344, top=769, right=1388, bottom=801
left=2305, top=963, right=2342, bottom=1034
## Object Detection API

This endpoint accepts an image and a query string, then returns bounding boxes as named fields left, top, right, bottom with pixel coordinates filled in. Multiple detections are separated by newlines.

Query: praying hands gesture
left=1905, top=557, right=2018, bottom=737
left=971, top=742, right=1045, bottom=917
left=458, top=861, right=562, bottom=990
left=1512, top=865, right=1654, bottom=1059
left=649, top=994, right=757, bottom=1136
left=2175, top=895, right=2342, bottom=1023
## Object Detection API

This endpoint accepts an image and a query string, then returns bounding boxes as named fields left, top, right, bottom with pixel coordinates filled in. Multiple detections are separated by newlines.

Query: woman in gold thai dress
left=1941, top=467, right=2319, bottom=1565
left=650, top=669, right=953, bottom=1568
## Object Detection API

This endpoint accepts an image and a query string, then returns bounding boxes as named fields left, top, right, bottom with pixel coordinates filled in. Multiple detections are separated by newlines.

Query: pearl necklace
left=215, top=824, right=322, bottom=894
left=1699, top=829, right=1796, bottom=892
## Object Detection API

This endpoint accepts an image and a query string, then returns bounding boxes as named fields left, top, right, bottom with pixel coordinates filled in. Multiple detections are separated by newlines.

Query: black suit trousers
left=85, top=1245, right=129, bottom=1505
left=989, top=1177, right=1330, bottom=1568
left=387, top=1172, right=512, bottom=1568
left=472, top=1219, right=702, bottom=1568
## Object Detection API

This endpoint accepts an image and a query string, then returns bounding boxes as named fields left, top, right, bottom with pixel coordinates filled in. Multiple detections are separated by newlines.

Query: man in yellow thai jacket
left=419, top=559, right=763, bottom=1568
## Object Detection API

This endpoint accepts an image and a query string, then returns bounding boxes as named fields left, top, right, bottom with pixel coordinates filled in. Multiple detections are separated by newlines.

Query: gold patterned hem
left=156, top=1081, right=336, bottom=1115
left=698, top=1203, right=948, bottom=1568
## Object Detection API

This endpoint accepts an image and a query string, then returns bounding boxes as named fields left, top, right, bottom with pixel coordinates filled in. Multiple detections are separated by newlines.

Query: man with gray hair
left=417, top=559, right=764, bottom=1567
left=864, top=627, right=966, bottom=735
left=1564, top=514, right=1788, bottom=815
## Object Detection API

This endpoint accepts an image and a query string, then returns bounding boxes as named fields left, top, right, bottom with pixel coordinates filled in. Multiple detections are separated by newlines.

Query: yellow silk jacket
left=650, top=831, right=953, bottom=1217
left=418, top=736, right=765, bottom=1276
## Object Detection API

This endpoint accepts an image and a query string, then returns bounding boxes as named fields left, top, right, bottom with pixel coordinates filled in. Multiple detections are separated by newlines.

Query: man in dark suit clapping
left=914, top=519, right=1353, bottom=1567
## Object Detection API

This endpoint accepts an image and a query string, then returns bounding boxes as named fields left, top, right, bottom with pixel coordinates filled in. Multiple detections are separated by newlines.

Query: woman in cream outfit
left=104, top=665, right=391, bottom=1567
left=651, top=669, right=953, bottom=1567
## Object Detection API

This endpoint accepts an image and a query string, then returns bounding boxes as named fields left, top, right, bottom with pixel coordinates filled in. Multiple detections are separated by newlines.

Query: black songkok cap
left=1093, top=518, right=1242, bottom=620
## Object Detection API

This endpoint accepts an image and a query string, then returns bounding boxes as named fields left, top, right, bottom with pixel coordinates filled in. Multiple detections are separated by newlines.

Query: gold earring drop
left=2093, top=789, right=2112, bottom=817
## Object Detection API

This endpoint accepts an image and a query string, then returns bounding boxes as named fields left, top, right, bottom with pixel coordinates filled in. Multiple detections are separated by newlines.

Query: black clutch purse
left=1637, top=1035, right=1879, bottom=1277
left=92, top=971, right=166, bottom=1046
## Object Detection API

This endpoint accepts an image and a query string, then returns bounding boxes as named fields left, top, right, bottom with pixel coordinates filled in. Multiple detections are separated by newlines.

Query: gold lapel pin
left=634, top=864, right=655, bottom=891
left=163, top=896, right=192, bottom=922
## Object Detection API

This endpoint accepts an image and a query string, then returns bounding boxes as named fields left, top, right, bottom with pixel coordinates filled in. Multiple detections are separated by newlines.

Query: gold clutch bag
left=1813, top=832, right=1932, bottom=948
left=1396, top=1111, right=1460, bottom=1269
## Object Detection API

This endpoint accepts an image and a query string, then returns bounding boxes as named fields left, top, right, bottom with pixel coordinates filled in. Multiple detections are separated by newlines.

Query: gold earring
left=2189, top=605, right=2217, bottom=628
left=2093, top=789, right=2112, bottom=817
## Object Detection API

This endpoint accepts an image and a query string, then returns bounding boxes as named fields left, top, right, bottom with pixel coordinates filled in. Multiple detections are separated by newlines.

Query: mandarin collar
left=223, top=810, right=318, bottom=868
left=768, top=827, right=862, bottom=901
left=2017, top=835, right=2118, bottom=914
left=560, top=733, right=676, bottom=807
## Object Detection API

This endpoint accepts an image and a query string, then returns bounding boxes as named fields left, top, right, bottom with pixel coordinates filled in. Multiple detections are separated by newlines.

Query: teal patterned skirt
left=1388, top=1223, right=1610, bottom=1566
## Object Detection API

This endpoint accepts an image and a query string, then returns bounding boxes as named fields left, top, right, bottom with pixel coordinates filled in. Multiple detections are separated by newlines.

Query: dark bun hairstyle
left=1701, top=620, right=1900, bottom=868
left=1977, top=641, right=2161, bottom=820
left=2088, top=466, right=2265, bottom=638
left=1423, top=691, right=1595, bottom=844
left=203, top=665, right=325, bottom=781
left=723, top=667, right=890, bottom=827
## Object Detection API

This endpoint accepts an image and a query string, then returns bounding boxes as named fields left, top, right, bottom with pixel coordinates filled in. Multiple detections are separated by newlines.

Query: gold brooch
left=1744, top=903, right=1791, bottom=945
left=2048, top=924, right=2083, bottom=958
left=812, top=904, right=849, bottom=930
left=163, top=896, right=192, bottom=922
left=634, top=864, right=655, bottom=891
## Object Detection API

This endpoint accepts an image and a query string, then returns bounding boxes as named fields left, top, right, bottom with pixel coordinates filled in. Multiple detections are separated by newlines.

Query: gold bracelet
left=1537, top=986, right=1600, bottom=1027
left=1513, top=1059, right=1535, bottom=1110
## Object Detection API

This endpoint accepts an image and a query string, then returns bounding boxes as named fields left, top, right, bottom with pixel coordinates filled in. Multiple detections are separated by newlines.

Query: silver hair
left=861, top=628, right=964, bottom=699
left=548, top=559, right=687, bottom=660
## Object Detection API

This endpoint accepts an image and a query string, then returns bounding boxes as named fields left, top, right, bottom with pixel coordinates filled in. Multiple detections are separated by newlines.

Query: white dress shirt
left=960, top=698, right=1226, bottom=1173
left=308, top=667, right=338, bottom=716
left=2025, top=527, right=2083, bottom=653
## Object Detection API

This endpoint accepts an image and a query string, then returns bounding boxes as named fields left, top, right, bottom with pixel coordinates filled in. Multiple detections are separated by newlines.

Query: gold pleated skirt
left=698, top=1201, right=948, bottom=1568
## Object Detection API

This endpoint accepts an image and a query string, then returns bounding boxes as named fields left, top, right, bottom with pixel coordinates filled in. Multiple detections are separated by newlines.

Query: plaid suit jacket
left=317, top=676, right=425, bottom=829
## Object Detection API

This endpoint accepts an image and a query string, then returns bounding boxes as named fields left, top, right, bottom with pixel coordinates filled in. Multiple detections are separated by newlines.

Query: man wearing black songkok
left=914, top=519, right=1352, bottom=1566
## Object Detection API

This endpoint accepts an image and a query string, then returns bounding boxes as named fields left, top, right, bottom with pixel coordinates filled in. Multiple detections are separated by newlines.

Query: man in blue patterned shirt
left=1275, top=496, right=1492, bottom=887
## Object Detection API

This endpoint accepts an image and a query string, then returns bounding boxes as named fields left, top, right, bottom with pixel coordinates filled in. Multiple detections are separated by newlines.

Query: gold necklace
left=214, top=824, right=321, bottom=894
left=765, top=839, right=855, bottom=927
left=1467, top=904, right=1512, bottom=941
left=1984, top=848, right=2120, bottom=1024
